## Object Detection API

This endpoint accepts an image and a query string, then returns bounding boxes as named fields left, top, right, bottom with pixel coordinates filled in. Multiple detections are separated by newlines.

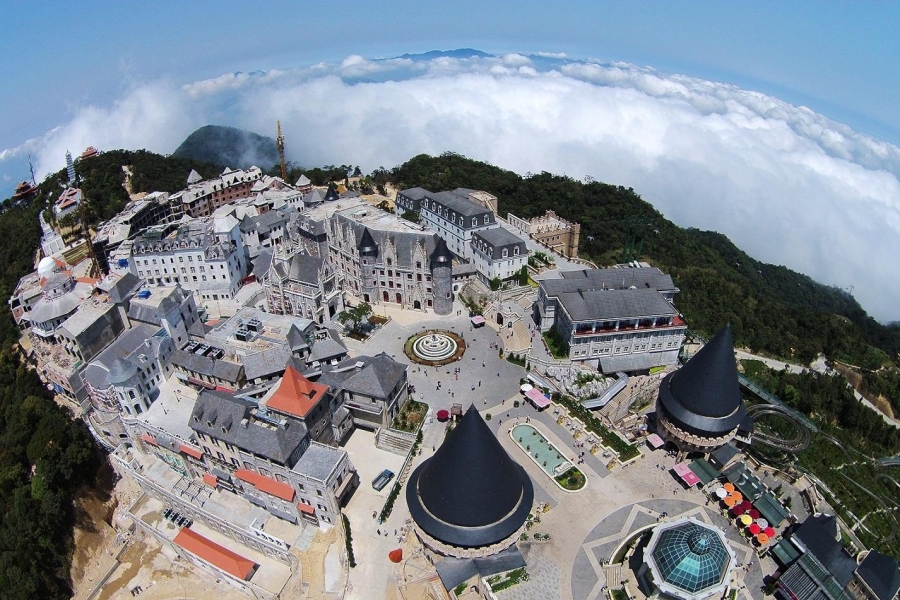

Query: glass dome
left=646, top=519, right=736, bottom=599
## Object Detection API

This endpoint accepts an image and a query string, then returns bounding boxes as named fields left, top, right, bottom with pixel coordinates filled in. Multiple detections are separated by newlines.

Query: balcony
left=573, top=315, right=686, bottom=337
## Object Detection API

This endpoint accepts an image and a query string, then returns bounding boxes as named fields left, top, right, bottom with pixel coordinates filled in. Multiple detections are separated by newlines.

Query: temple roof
left=406, top=405, right=533, bottom=548
left=658, top=324, right=745, bottom=435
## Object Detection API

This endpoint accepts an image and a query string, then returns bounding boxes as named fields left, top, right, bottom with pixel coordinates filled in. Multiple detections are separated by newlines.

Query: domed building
left=406, top=405, right=533, bottom=558
left=655, top=324, right=749, bottom=454
left=639, top=518, right=737, bottom=600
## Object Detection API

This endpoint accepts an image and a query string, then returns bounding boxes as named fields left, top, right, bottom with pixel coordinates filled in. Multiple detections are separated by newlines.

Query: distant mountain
left=172, top=125, right=278, bottom=170
left=395, top=49, right=493, bottom=61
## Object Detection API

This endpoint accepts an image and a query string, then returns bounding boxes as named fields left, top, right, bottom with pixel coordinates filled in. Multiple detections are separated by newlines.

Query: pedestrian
left=432, top=445, right=435, bottom=452
left=377, top=529, right=381, bottom=535
left=478, top=381, right=481, bottom=388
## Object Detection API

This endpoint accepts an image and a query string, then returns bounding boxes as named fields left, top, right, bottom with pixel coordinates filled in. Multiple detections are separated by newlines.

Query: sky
left=1, top=1, right=899, bottom=322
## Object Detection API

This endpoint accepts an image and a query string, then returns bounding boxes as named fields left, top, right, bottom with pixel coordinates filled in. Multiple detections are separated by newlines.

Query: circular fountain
left=405, top=330, right=466, bottom=365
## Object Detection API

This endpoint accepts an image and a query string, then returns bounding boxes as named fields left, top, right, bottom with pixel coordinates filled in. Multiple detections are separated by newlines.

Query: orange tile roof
left=297, top=502, right=315, bottom=515
left=234, top=469, right=296, bottom=502
left=141, top=433, right=158, bottom=447
left=173, top=527, right=256, bottom=580
left=265, top=366, right=327, bottom=419
left=180, top=444, right=203, bottom=459
left=202, top=473, right=218, bottom=487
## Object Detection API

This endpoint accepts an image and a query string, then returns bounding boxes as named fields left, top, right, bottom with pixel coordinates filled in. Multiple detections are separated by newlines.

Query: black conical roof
left=659, top=324, right=745, bottom=435
left=406, top=405, right=533, bottom=548
left=357, top=227, right=378, bottom=254
left=429, top=235, right=452, bottom=264
left=324, top=184, right=340, bottom=202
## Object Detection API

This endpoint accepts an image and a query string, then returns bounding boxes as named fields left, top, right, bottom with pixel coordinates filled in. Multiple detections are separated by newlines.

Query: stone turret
left=429, top=236, right=453, bottom=315
left=358, top=227, right=378, bottom=303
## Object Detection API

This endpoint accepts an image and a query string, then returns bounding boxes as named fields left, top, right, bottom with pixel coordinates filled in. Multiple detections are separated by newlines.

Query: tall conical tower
left=430, top=236, right=453, bottom=315
left=357, top=227, right=378, bottom=303
left=276, top=121, right=287, bottom=181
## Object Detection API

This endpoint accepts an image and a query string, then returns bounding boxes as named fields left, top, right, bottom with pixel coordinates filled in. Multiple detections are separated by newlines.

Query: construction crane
left=276, top=120, right=287, bottom=182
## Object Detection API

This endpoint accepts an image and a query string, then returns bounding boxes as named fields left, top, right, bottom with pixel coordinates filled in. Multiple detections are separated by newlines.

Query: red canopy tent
left=389, top=549, right=403, bottom=563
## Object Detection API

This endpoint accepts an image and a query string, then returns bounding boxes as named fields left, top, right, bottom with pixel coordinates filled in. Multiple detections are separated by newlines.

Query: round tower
left=429, top=236, right=453, bottom=316
left=357, top=227, right=378, bottom=303
left=108, top=358, right=147, bottom=416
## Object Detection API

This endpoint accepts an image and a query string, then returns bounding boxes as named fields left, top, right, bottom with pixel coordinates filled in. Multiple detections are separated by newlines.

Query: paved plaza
left=338, top=299, right=776, bottom=600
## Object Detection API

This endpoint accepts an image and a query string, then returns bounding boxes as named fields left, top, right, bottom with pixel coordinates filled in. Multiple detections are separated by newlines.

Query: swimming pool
left=512, top=423, right=570, bottom=477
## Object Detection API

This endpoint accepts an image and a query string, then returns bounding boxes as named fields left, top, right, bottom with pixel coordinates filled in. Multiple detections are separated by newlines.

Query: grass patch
left=506, top=352, right=526, bottom=367
left=392, top=399, right=428, bottom=433
left=488, top=567, right=529, bottom=592
left=610, top=589, right=628, bottom=600
left=555, top=466, right=586, bottom=490
left=542, top=329, right=569, bottom=359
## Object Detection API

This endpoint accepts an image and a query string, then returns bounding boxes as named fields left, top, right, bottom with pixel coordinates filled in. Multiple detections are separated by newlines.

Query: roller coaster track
left=745, top=404, right=812, bottom=452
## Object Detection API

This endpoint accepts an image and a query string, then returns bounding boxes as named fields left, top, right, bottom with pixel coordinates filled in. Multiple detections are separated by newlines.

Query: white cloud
left=4, top=53, right=900, bottom=321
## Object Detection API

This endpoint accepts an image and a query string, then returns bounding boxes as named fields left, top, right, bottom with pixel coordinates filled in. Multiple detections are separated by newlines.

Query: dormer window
left=502, top=249, right=508, bottom=258
left=471, top=218, right=477, bottom=227
left=514, top=247, right=520, bottom=255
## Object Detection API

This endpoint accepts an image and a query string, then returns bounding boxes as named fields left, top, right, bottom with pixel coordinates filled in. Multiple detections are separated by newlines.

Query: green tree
left=337, top=302, right=373, bottom=334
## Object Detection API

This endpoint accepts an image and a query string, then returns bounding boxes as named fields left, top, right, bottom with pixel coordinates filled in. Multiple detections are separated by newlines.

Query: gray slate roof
left=556, top=288, right=678, bottom=322
left=473, top=227, right=527, bottom=248
left=252, top=249, right=274, bottom=280
left=28, top=292, right=81, bottom=323
left=398, top=187, right=429, bottom=201
left=308, top=329, right=348, bottom=362
left=82, top=324, right=159, bottom=389
left=288, top=253, right=323, bottom=285
left=242, top=346, right=292, bottom=381
left=428, top=190, right=493, bottom=219
left=171, top=349, right=243, bottom=382
left=318, top=352, right=405, bottom=400
left=546, top=267, right=678, bottom=295
left=97, top=272, right=142, bottom=304
left=857, top=551, right=900, bottom=600
left=792, top=514, right=858, bottom=588
left=339, top=215, right=439, bottom=267
left=240, top=209, right=288, bottom=234
left=291, top=442, right=344, bottom=481
left=190, top=389, right=307, bottom=465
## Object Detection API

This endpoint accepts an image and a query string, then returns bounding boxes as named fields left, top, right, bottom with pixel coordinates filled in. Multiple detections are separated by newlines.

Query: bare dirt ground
left=70, top=465, right=248, bottom=600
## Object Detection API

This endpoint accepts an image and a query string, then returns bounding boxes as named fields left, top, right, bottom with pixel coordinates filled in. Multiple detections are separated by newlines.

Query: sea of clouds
left=2, top=52, right=899, bottom=322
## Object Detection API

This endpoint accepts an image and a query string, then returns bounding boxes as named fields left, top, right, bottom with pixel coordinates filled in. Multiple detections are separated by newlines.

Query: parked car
left=372, top=469, right=395, bottom=491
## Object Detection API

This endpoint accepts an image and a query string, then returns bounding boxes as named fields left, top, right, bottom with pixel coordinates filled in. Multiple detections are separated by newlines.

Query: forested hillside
left=391, top=152, right=900, bottom=371
left=0, top=180, right=101, bottom=598
left=172, top=125, right=278, bottom=170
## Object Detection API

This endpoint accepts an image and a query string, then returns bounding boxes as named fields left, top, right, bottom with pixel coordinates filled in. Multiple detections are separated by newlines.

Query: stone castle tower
left=357, top=227, right=378, bottom=303
left=430, top=236, right=453, bottom=316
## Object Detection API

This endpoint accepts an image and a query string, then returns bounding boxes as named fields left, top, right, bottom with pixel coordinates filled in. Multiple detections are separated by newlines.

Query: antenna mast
left=276, top=121, right=287, bottom=182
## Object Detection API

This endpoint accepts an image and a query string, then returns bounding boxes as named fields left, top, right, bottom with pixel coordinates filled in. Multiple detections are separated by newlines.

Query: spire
left=324, top=183, right=340, bottom=202
left=429, top=235, right=452, bottom=265
left=357, top=227, right=378, bottom=255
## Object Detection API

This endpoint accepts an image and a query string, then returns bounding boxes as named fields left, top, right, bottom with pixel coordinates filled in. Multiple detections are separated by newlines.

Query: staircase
left=375, top=427, right=416, bottom=456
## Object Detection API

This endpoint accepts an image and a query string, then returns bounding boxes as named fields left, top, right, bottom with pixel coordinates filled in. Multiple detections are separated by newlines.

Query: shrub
left=342, top=513, right=356, bottom=568
left=486, top=413, right=492, bottom=421
left=380, top=482, right=402, bottom=522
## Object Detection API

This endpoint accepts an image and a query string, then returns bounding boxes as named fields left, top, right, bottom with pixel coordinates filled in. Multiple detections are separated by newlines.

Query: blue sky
left=1, top=1, right=898, bottom=152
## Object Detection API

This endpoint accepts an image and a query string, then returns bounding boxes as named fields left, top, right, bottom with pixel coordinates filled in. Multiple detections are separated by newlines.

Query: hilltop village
left=8, top=150, right=900, bottom=600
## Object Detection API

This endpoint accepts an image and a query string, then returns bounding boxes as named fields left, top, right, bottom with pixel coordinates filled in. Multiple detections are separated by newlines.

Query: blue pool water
left=512, top=423, right=570, bottom=476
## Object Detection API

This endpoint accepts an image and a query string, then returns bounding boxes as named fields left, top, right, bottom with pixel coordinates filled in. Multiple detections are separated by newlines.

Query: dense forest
left=390, top=152, right=900, bottom=373
left=0, top=177, right=101, bottom=597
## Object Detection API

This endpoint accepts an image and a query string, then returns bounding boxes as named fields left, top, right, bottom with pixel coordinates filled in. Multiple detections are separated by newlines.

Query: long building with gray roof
left=536, top=266, right=686, bottom=373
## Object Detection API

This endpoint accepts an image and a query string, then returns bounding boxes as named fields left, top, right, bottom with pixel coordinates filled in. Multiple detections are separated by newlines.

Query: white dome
left=38, top=257, right=57, bottom=277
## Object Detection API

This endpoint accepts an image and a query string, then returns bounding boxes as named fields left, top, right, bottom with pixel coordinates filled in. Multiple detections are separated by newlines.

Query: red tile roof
left=297, top=502, right=315, bottom=515
left=234, top=469, right=295, bottom=502
left=202, top=474, right=218, bottom=487
left=141, top=433, right=158, bottom=447
left=173, top=527, right=256, bottom=580
left=265, top=366, right=327, bottom=419
left=180, top=444, right=203, bottom=459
